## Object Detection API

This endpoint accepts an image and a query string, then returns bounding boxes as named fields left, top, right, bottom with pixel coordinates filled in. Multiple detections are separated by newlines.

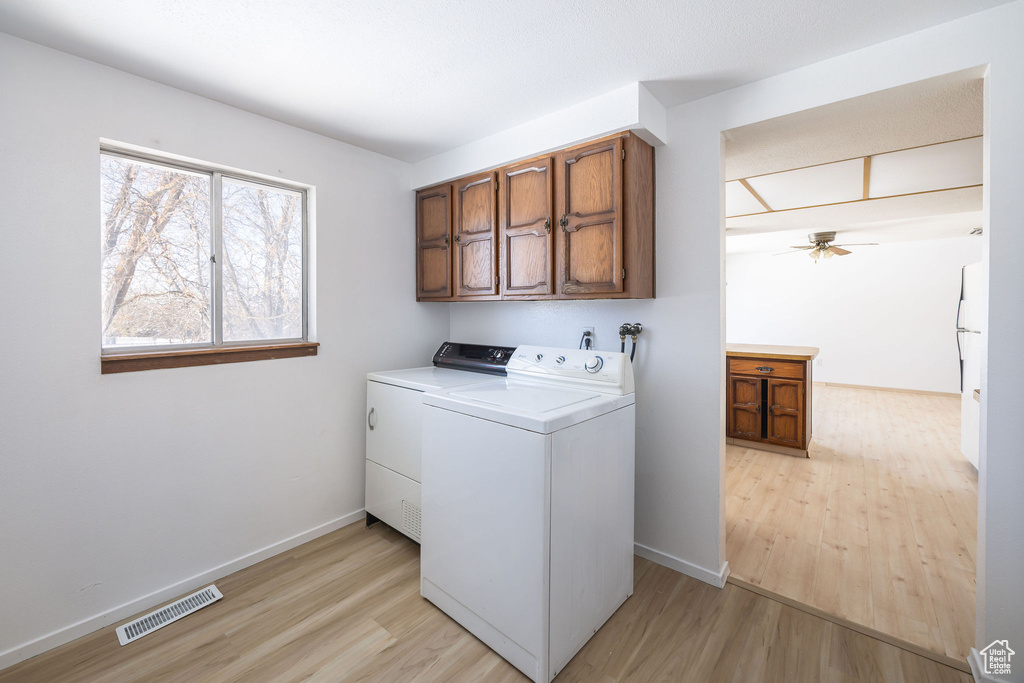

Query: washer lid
left=423, top=379, right=634, bottom=434
left=448, top=383, right=598, bottom=413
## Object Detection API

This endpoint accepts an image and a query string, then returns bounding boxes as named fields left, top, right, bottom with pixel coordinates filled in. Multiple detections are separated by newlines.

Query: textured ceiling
left=724, top=68, right=985, bottom=180
left=723, top=70, right=985, bottom=252
left=0, top=0, right=1009, bottom=162
left=727, top=186, right=983, bottom=235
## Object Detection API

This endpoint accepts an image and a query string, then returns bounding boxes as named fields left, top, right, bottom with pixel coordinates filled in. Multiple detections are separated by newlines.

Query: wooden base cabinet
left=415, top=132, right=654, bottom=302
left=726, top=356, right=813, bottom=457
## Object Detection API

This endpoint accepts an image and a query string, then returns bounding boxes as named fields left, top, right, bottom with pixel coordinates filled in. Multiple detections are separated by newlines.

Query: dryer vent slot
left=403, top=500, right=422, bottom=542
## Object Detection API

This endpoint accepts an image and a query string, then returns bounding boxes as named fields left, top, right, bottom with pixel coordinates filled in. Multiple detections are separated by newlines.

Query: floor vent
left=403, top=500, right=422, bottom=542
left=115, top=585, right=223, bottom=645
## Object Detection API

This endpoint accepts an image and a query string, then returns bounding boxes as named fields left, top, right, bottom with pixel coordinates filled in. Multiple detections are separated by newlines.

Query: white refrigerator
left=958, top=262, right=984, bottom=469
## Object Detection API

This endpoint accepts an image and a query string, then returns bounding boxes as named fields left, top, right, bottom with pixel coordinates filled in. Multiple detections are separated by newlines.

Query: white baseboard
left=634, top=543, right=730, bottom=588
left=968, top=647, right=1004, bottom=682
left=0, top=509, right=366, bottom=672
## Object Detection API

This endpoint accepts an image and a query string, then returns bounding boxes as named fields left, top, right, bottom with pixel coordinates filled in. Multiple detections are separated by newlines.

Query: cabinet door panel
left=727, top=376, right=762, bottom=440
left=767, top=379, right=803, bottom=448
left=416, top=184, right=451, bottom=299
left=420, top=193, right=449, bottom=241
left=420, top=247, right=450, bottom=294
left=565, top=219, right=616, bottom=286
left=501, top=158, right=554, bottom=296
left=507, top=234, right=550, bottom=290
left=458, top=240, right=496, bottom=291
left=558, top=138, right=623, bottom=295
left=566, top=148, right=616, bottom=216
left=454, top=172, right=497, bottom=297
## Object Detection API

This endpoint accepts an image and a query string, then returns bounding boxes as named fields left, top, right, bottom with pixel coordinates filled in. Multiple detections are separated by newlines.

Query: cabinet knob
left=443, top=235, right=449, bottom=246
left=560, top=214, right=568, bottom=230
left=454, top=234, right=461, bottom=243
left=545, top=217, right=551, bottom=234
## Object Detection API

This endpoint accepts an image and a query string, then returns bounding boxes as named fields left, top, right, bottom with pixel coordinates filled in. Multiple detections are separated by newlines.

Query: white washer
left=420, top=345, right=635, bottom=683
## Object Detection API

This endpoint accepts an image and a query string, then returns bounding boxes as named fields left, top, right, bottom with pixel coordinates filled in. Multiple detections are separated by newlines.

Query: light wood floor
left=1, top=519, right=971, bottom=683
left=726, top=384, right=978, bottom=664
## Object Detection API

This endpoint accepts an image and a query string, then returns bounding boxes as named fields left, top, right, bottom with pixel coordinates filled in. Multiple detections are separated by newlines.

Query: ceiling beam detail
left=863, top=156, right=872, bottom=200
left=738, top=178, right=773, bottom=212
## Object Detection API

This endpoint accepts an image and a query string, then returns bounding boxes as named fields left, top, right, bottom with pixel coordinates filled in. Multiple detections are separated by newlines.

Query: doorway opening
left=721, top=68, right=984, bottom=668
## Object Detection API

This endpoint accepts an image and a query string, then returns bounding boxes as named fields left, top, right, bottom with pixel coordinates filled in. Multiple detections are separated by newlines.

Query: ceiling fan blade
left=829, top=246, right=852, bottom=256
left=773, top=249, right=811, bottom=256
left=788, top=245, right=815, bottom=250
left=832, top=243, right=879, bottom=247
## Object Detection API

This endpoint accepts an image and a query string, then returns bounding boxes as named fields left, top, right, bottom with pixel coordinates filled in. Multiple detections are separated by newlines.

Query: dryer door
left=366, top=380, right=423, bottom=481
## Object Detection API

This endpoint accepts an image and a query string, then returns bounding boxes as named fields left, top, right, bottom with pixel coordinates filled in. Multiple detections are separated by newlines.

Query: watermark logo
left=980, top=639, right=1015, bottom=676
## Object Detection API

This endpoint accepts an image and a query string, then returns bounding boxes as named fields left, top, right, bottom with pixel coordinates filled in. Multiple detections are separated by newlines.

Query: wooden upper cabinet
left=556, top=137, right=623, bottom=296
left=416, top=183, right=452, bottom=299
left=415, top=132, right=655, bottom=302
left=453, top=171, right=498, bottom=297
left=500, top=157, right=554, bottom=297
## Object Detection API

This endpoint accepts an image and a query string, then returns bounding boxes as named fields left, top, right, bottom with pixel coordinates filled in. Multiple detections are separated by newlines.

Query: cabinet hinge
left=622, top=149, right=625, bottom=162
left=622, top=268, right=626, bottom=281
left=495, top=274, right=500, bottom=286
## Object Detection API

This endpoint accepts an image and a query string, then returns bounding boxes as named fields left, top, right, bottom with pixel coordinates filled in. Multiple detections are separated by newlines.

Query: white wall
left=410, top=82, right=667, bottom=190
left=0, top=33, right=448, bottom=667
left=427, top=1, right=1024, bottom=670
left=726, top=237, right=983, bottom=393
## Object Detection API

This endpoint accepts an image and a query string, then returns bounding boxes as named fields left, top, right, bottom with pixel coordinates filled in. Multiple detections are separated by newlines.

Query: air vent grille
left=403, top=500, right=422, bottom=542
left=115, top=585, right=223, bottom=645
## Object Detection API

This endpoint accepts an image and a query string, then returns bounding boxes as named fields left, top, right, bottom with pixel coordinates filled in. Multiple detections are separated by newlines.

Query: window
left=100, top=148, right=315, bottom=372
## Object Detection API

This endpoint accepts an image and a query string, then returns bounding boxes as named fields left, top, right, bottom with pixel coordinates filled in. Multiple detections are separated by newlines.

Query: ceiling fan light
left=823, top=247, right=834, bottom=259
left=809, top=247, right=821, bottom=261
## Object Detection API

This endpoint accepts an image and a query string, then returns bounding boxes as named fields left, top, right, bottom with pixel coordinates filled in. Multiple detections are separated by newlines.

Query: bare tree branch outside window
left=100, top=153, right=305, bottom=350
left=222, top=179, right=302, bottom=342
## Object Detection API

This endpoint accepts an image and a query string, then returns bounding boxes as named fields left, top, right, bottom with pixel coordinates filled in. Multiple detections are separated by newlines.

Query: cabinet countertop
left=726, top=343, right=819, bottom=361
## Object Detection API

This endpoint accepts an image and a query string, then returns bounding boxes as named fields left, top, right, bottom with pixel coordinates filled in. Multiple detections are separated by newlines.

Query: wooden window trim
left=101, top=342, right=319, bottom=374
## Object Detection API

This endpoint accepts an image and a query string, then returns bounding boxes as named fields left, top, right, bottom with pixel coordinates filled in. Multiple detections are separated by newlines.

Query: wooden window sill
left=101, top=342, right=319, bottom=374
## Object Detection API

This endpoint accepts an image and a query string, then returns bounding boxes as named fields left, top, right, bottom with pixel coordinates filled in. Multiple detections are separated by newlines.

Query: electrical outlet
left=582, top=327, right=595, bottom=349
left=815, top=356, right=823, bottom=367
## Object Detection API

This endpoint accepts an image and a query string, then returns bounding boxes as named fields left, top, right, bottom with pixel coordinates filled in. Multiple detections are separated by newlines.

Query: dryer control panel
left=506, top=346, right=635, bottom=395
left=432, top=341, right=518, bottom=375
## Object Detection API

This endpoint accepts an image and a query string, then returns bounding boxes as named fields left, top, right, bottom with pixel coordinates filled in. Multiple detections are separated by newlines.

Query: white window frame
left=100, top=144, right=310, bottom=355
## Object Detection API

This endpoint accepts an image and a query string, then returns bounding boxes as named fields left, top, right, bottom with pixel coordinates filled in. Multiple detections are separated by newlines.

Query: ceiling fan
left=774, top=231, right=878, bottom=261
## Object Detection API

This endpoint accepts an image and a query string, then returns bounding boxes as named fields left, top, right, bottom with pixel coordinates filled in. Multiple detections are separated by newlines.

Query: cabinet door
left=767, top=379, right=804, bottom=448
left=416, top=183, right=452, bottom=299
left=556, top=137, right=623, bottom=295
left=727, top=376, right=763, bottom=440
left=453, top=171, right=498, bottom=297
left=500, top=158, right=554, bottom=297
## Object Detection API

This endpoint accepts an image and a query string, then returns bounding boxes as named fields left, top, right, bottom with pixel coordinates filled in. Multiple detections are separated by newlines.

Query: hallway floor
left=727, top=384, right=977, bottom=664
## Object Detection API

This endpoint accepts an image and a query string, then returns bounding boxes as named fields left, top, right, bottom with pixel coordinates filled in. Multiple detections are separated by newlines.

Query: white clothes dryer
left=365, top=342, right=516, bottom=542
